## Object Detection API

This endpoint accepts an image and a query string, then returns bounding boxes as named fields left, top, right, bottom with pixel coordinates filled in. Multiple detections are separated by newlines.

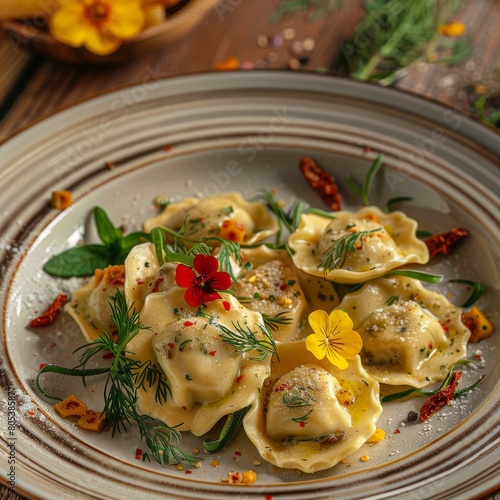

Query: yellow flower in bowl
left=49, top=0, right=146, bottom=56
left=305, top=309, right=362, bottom=369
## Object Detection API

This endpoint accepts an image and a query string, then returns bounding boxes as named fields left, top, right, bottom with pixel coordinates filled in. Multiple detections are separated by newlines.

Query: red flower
left=175, top=254, right=232, bottom=307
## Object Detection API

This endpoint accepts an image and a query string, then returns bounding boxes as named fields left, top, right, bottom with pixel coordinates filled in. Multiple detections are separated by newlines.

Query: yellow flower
left=49, top=0, right=146, bottom=56
left=305, top=309, right=362, bottom=369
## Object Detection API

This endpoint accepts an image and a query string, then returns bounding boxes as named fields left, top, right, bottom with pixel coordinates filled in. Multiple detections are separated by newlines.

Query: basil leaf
left=203, top=405, right=251, bottom=453
left=43, top=244, right=112, bottom=277
left=94, top=206, right=123, bottom=249
left=120, top=231, right=150, bottom=251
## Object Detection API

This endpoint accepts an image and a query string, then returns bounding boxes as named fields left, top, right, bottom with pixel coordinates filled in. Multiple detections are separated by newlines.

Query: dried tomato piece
left=419, top=372, right=461, bottom=422
left=29, top=294, right=68, bottom=328
left=425, top=227, right=468, bottom=260
left=299, top=157, right=342, bottom=211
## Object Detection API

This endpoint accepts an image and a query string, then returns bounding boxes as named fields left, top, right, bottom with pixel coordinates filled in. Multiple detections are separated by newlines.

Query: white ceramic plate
left=0, top=72, right=499, bottom=500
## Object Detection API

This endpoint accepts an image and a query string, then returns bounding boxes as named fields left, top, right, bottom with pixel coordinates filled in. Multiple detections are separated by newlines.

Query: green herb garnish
left=43, top=207, right=149, bottom=277
left=262, top=311, right=293, bottom=331
left=319, top=228, right=381, bottom=271
left=218, top=321, right=278, bottom=361
left=448, top=279, right=485, bottom=308
left=386, top=269, right=443, bottom=283
left=203, top=405, right=251, bottom=453
left=381, top=359, right=482, bottom=402
left=36, top=290, right=197, bottom=465
left=347, top=154, right=384, bottom=206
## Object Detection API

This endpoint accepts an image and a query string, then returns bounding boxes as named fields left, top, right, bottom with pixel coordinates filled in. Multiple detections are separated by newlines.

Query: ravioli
left=143, top=192, right=278, bottom=245
left=288, top=206, right=429, bottom=284
left=66, top=265, right=125, bottom=341
left=127, top=288, right=272, bottom=436
left=337, top=276, right=471, bottom=387
left=124, top=242, right=176, bottom=313
left=235, top=246, right=339, bottom=341
left=243, top=340, right=382, bottom=473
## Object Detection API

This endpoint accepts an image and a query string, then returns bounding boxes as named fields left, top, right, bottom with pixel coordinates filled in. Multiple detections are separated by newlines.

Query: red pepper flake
left=50, top=342, right=57, bottom=350
left=222, top=301, right=231, bottom=312
left=185, top=470, right=193, bottom=474
left=39, top=363, right=48, bottom=370
left=299, top=421, right=305, bottom=428
left=184, top=321, right=194, bottom=327
left=274, top=383, right=287, bottom=392
left=102, top=352, right=115, bottom=359
left=135, top=448, right=143, bottom=460
left=105, top=161, right=115, bottom=170
left=152, top=278, right=164, bottom=293
left=182, top=406, right=188, bottom=411
left=208, top=350, right=216, bottom=356
left=299, top=157, right=342, bottom=211
left=420, top=372, right=461, bottom=422
left=279, top=283, right=288, bottom=291
left=164, top=145, right=173, bottom=152
left=425, top=227, right=468, bottom=260
left=394, top=429, right=401, bottom=434
left=136, top=279, right=145, bottom=285
left=167, top=350, right=172, bottom=359
left=428, top=342, right=434, bottom=349
left=442, top=325, right=449, bottom=332
left=266, top=497, right=273, bottom=500
left=29, top=294, right=68, bottom=328
left=28, top=411, right=35, bottom=416
left=236, top=375, right=245, bottom=383
left=363, top=146, right=372, bottom=153
left=234, top=450, right=241, bottom=456
left=168, top=342, right=175, bottom=348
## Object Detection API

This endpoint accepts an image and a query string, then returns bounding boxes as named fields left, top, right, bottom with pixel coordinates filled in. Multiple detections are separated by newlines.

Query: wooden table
left=0, top=0, right=499, bottom=499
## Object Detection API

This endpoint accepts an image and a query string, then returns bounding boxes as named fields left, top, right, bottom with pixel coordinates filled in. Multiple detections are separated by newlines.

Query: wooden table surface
left=0, top=0, right=499, bottom=499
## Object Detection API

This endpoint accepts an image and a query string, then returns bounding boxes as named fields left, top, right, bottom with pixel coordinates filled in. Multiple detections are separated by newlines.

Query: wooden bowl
left=0, top=0, right=218, bottom=64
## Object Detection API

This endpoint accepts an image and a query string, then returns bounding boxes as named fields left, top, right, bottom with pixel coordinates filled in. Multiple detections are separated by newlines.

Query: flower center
left=195, top=275, right=206, bottom=287
left=85, top=1, right=110, bottom=25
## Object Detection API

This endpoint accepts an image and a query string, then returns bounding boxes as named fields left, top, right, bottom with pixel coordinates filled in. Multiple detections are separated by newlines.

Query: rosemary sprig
left=217, top=321, right=278, bottom=361
left=262, top=311, right=293, bottom=331
left=347, top=154, right=384, bottom=206
left=319, top=228, right=381, bottom=271
left=448, top=279, right=485, bottom=308
left=37, top=291, right=197, bottom=466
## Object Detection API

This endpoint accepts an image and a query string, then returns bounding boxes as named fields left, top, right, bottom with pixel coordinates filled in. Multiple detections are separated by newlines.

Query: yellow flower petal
left=306, top=309, right=363, bottom=370
left=84, top=27, right=122, bottom=55
left=305, top=333, right=327, bottom=361
left=308, top=309, right=331, bottom=337
left=50, top=4, right=89, bottom=47
left=328, top=309, right=354, bottom=332
left=107, top=9, right=145, bottom=39
left=327, top=328, right=363, bottom=360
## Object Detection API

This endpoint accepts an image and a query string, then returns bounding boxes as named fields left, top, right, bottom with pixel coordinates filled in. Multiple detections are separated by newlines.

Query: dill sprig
left=37, top=291, right=198, bottom=466
left=217, top=321, right=278, bottom=361
left=319, top=228, right=381, bottom=271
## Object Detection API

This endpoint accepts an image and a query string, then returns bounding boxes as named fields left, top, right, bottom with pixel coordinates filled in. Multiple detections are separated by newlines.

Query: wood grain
left=2, top=0, right=498, bottom=142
